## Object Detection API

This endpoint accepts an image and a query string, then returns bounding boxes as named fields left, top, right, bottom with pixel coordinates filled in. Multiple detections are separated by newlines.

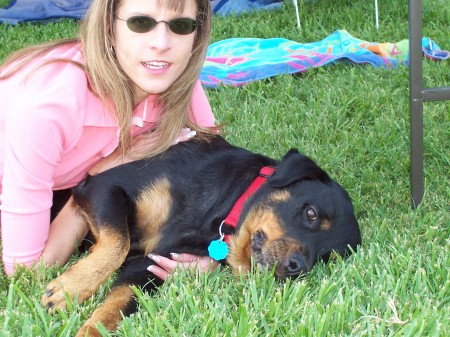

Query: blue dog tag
left=208, top=239, right=229, bottom=260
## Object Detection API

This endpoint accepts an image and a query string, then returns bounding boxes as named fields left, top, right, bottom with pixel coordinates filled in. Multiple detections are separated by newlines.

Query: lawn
left=0, top=0, right=449, bottom=336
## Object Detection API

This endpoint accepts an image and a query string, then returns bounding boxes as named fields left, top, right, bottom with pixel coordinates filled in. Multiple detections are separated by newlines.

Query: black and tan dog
left=41, top=135, right=361, bottom=337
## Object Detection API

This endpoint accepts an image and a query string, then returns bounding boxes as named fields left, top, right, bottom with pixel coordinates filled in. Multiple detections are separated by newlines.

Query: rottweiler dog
left=41, top=135, right=361, bottom=337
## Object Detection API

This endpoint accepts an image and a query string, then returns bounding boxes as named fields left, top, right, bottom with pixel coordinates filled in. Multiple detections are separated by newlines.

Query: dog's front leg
left=75, top=284, right=136, bottom=337
left=41, top=227, right=130, bottom=310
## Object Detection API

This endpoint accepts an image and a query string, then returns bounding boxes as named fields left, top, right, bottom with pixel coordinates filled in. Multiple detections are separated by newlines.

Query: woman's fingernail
left=148, top=254, right=160, bottom=263
left=170, top=253, right=179, bottom=259
left=147, top=265, right=155, bottom=272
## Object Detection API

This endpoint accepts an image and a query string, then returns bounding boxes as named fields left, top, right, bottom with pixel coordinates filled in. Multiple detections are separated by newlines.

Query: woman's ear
left=268, top=149, right=330, bottom=188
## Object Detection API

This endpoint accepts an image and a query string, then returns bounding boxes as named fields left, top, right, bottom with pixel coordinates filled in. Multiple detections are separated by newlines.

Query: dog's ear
left=268, top=149, right=330, bottom=188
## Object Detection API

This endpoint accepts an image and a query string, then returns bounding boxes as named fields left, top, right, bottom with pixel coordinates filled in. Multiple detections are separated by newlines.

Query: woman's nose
left=149, top=22, right=171, bottom=50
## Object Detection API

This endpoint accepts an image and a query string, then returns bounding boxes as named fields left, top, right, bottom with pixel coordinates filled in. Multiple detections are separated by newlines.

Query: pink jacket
left=0, top=42, right=215, bottom=274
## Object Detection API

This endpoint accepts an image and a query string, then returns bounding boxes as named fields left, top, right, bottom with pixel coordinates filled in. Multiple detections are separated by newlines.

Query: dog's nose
left=285, top=253, right=307, bottom=277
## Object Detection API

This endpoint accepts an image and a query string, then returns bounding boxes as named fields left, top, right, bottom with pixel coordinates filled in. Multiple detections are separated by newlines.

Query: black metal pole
left=408, top=0, right=424, bottom=208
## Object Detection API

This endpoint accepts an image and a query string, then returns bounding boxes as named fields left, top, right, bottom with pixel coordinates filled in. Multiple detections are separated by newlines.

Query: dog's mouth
left=250, top=230, right=311, bottom=280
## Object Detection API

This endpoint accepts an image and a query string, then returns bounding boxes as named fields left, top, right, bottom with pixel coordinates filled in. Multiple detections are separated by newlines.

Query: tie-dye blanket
left=200, top=30, right=449, bottom=88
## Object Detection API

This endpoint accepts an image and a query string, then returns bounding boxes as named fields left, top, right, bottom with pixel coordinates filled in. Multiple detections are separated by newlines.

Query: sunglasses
left=115, top=15, right=197, bottom=35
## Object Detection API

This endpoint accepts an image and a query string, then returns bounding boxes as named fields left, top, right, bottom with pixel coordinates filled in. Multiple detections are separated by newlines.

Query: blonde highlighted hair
left=0, top=0, right=217, bottom=159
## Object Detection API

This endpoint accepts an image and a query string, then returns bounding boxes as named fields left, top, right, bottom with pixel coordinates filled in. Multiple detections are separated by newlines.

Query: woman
left=0, top=0, right=219, bottom=276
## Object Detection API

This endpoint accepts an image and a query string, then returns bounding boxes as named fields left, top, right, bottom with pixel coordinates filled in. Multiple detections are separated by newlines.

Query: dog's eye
left=305, top=206, right=317, bottom=222
left=253, top=230, right=266, bottom=248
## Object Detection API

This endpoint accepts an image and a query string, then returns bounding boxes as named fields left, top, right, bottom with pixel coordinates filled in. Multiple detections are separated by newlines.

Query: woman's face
left=114, top=0, right=198, bottom=103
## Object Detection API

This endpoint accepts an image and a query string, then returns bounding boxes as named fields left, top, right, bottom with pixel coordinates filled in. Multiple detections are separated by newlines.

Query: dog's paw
left=40, top=272, right=93, bottom=311
left=76, top=325, right=103, bottom=337
left=40, top=275, right=75, bottom=311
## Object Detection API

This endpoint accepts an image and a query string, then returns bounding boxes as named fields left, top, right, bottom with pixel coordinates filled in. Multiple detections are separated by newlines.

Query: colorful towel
left=200, top=30, right=449, bottom=88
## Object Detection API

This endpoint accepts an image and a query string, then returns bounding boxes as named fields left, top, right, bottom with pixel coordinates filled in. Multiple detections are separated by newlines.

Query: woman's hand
left=174, top=128, right=196, bottom=143
left=147, top=253, right=219, bottom=280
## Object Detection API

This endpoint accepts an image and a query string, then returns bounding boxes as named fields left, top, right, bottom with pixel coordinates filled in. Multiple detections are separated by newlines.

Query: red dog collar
left=223, top=166, right=277, bottom=242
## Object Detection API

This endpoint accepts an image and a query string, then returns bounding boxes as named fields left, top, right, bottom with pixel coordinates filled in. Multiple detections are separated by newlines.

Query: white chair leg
left=375, top=0, right=379, bottom=29
left=293, top=0, right=301, bottom=29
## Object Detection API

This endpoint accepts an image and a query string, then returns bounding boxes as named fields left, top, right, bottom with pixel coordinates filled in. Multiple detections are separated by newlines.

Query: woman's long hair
left=1, top=0, right=216, bottom=159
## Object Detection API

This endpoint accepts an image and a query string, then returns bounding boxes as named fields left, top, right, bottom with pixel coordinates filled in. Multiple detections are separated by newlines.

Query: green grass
left=1, top=0, right=449, bottom=336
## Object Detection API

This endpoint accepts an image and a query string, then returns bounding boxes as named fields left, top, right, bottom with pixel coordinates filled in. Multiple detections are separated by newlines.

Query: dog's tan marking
left=228, top=206, right=285, bottom=274
left=73, top=200, right=98, bottom=238
left=76, top=285, right=134, bottom=337
left=320, top=219, right=331, bottom=231
left=270, top=190, right=291, bottom=202
left=41, top=228, right=130, bottom=310
left=135, top=177, right=172, bottom=254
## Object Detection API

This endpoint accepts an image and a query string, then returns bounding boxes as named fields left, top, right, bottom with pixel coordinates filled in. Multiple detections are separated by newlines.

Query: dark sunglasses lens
left=127, top=16, right=157, bottom=33
left=168, top=18, right=197, bottom=35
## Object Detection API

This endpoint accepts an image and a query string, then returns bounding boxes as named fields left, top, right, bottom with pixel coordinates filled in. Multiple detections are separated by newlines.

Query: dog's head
left=228, top=149, right=361, bottom=279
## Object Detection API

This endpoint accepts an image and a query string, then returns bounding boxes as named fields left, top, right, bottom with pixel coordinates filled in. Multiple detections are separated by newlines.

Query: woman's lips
left=142, top=61, right=170, bottom=69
